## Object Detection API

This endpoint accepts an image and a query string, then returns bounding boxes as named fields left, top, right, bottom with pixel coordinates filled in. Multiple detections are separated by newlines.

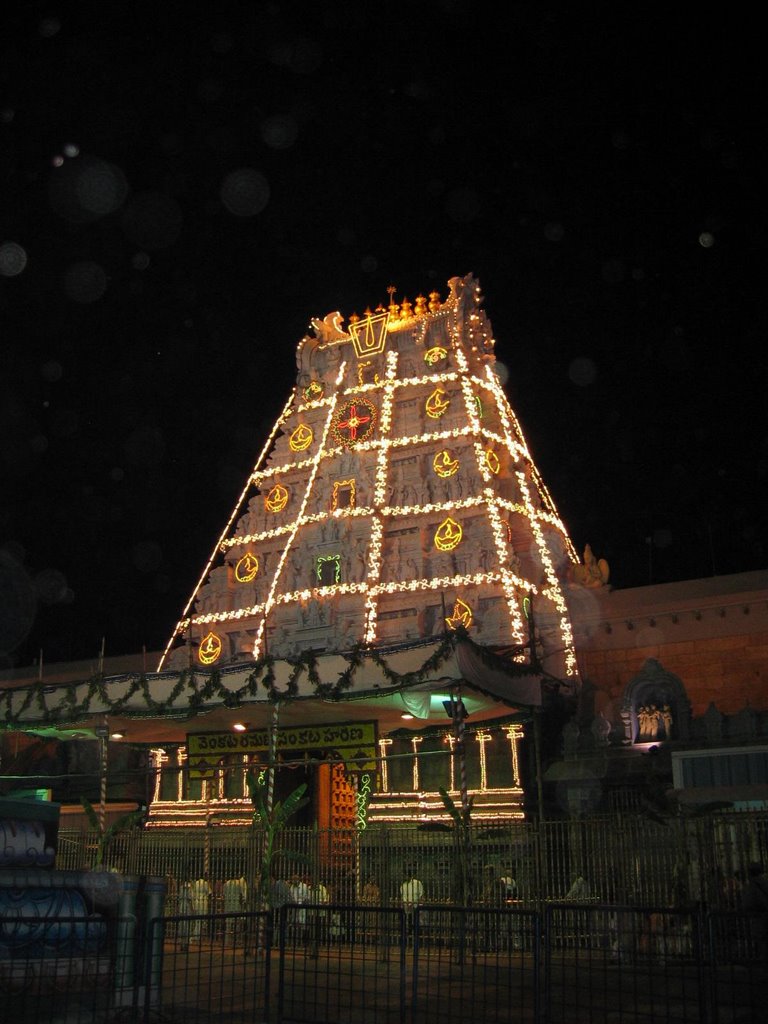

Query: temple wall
left=569, top=570, right=768, bottom=719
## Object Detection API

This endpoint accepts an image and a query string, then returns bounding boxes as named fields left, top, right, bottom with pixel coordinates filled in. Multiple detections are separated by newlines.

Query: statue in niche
left=401, top=482, right=416, bottom=506
left=636, top=702, right=673, bottom=741
left=290, top=552, right=303, bottom=591
left=355, top=538, right=368, bottom=580
left=301, top=598, right=323, bottom=627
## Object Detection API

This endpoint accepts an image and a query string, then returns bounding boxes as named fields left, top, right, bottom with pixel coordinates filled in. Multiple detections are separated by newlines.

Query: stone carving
left=570, top=544, right=610, bottom=588
left=591, top=712, right=612, bottom=747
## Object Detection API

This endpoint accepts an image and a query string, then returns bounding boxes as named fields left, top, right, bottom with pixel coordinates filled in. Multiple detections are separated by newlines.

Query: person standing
left=189, top=877, right=212, bottom=944
left=289, top=873, right=311, bottom=943
left=400, top=872, right=424, bottom=941
left=309, top=878, right=330, bottom=943
left=223, top=876, right=248, bottom=943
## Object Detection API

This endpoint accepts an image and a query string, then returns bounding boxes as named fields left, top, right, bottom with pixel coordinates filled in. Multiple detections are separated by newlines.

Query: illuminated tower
left=159, top=273, right=580, bottom=684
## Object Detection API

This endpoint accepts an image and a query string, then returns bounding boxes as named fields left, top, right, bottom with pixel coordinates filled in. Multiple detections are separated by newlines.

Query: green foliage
left=246, top=770, right=309, bottom=908
left=439, top=787, right=474, bottom=907
left=80, top=796, right=144, bottom=868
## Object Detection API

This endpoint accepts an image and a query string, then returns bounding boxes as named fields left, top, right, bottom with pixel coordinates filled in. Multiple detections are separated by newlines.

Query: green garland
left=0, top=628, right=531, bottom=730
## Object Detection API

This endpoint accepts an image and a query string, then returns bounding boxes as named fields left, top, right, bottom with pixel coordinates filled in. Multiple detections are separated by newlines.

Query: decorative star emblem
left=333, top=398, right=377, bottom=447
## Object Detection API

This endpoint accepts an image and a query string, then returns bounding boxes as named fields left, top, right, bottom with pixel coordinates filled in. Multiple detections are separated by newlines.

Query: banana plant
left=80, top=796, right=144, bottom=869
left=439, top=786, right=474, bottom=907
left=246, top=769, right=309, bottom=909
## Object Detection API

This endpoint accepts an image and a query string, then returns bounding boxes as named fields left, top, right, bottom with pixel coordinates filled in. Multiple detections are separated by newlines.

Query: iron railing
left=3, top=903, right=767, bottom=1023
left=54, top=809, right=768, bottom=912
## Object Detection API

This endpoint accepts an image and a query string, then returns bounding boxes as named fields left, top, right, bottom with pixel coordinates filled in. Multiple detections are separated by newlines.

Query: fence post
left=113, top=874, right=138, bottom=1009
left=143, top=875, right=167, bottom=1009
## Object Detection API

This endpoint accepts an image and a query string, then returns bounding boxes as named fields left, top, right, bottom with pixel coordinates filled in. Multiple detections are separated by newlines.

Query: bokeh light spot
left=35, top=568, right=69, bottom=604
left=568, top=357, right=597, bottom=387
left=260, top=114, right=298, bottom=150
left=122, top=192, right=183, bottom=249
left=63, top=261, right=108, bottom=303
left=41, top=360, right=64, bottom=382
left=446, top=187, right=481, bottom=224
left=49, top=157, right=129, bottom=223
left=267, top=37, right=323, bottom=74
left=131, top=540, right=163, bottom=573
left=220, top=169, right=270, bottom=216
left=492, top=361, right=509, bottom=386
left=0, top=549, right=36, bottom=653
left=601, top=259, right=626, bottom=284
left=0, top=241, right=28, bottom=277
left=124, top=425, right=166, bottom=467
left=38, top=18, right=61, bottom=37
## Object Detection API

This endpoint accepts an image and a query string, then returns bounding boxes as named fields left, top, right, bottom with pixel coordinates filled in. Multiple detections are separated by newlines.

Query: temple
left=2, top=274, right=767, bottom=838
left=1, top=274, right=586, bottom=831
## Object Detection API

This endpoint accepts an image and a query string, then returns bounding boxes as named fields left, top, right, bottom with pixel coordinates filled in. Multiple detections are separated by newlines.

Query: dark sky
left=1, top=2, right=766, bottom=669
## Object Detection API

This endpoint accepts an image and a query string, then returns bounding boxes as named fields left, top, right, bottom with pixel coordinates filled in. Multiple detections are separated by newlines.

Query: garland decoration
left=0, top=630, right=538, bottom=731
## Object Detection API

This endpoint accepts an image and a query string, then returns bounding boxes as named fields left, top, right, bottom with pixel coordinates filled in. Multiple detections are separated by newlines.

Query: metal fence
left=54, top=809, right=768, bottom=912
left=3, top=903, right=767, bottom=1023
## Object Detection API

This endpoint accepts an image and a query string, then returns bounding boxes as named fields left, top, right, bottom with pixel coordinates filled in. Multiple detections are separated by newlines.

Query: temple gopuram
left=2, top=274, right=767, bottom=835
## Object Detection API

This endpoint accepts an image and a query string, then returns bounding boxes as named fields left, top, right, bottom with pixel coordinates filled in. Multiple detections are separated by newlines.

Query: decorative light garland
left=289, top=424, right=314, bottom=452
left=234, top=552, right=259, bottom=583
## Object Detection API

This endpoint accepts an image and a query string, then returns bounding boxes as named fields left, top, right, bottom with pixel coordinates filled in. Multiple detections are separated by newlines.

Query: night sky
left=1, top=3, right=766, bottom=669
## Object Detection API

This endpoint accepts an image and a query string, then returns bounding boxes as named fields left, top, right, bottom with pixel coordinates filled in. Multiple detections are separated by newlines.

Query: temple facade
left=1, top=275, right=767, bottom=835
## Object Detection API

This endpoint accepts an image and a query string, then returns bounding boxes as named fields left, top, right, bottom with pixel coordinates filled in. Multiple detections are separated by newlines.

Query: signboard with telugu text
left=187, top=720, right=378, bottom=779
